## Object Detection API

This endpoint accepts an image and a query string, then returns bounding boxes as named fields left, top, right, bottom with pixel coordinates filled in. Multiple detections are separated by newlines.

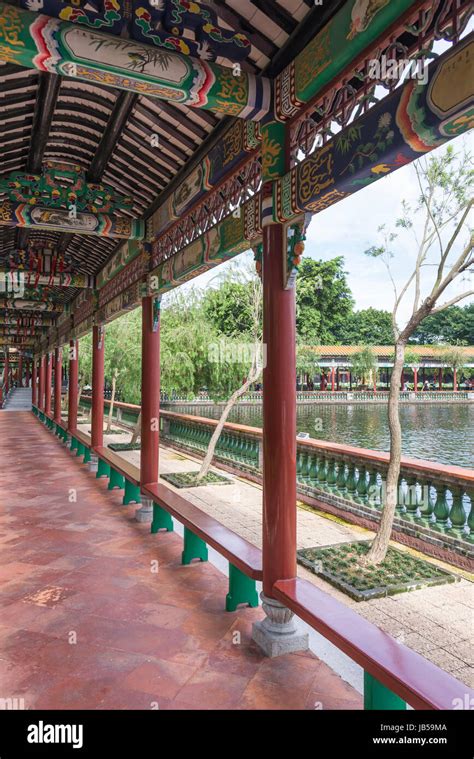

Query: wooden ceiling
left=0, top=0, right=345, bottom=340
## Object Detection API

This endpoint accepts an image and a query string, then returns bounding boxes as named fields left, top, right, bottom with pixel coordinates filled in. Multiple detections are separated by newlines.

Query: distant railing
left=78, top=396, right=473, bottom=564
left=159, top=390, right=472, bottom=404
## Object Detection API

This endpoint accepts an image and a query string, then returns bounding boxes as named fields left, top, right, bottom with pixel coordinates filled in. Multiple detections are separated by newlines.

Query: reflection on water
left=167, top=403, right=474, bottom=469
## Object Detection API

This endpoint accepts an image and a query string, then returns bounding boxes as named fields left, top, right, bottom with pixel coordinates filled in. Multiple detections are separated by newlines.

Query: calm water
left=166, top=403, right=474, bottom=469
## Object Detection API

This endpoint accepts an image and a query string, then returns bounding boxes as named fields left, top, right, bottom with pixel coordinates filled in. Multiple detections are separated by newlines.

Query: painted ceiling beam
left=16, top=71, right=61, bottom=250
left=0, top=270, right=94, bottom=288
left=275, top=0, right=423, bottom=121
left=272, top=37, right=474, bottom=221
left=0, top=315, right=55, bottom=326
left=0, top=298, right=63, bottom=313
left=0, top=2, right=271, bottom=122
left=0, top=203, right=145, bottom=240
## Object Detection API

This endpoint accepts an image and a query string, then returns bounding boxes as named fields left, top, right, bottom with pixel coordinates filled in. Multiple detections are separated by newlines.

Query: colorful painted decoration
left=275, top=0, right=417, bottom=120
left=6, top=248, right=72, bottom=275
left=150, top=121, right=261, bottom=240
left=0, top=201, right=145, bottom=239
left=96, top=240, right=143, bottom=289
left=273, top=37, right=474, bottom=222
left=0, top=298, right=63, bottom=312
left=0, top=161, right=133, bottom=213
left=149, top=194, right=261, bottom=294
left=285, top=221, right=307, bottom=291
left=19, top=0, right=251, bottom=62
left=0, top=270, right=93, bottom=289
left=0, top=3, right=269, bottom=120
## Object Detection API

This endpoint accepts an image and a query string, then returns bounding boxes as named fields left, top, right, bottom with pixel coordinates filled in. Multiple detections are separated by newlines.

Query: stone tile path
left=0, top=412, right=361, bottom=710
left=89, top=423, right=473, bottom=689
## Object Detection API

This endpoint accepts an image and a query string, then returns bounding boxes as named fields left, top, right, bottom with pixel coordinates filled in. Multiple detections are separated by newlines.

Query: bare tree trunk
left=196, top=348, right=261, bottom=482
left=106, top=370, right=117, bottom=433
left=77, top=383, right=84, bottom=415
left=130, top=411, right=141, bottom=445
left=364, top=340, right=405, bottom=565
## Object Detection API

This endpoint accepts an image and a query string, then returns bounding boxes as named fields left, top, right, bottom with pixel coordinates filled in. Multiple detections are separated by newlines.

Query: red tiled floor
left=0, top=412, right=363, bottom=709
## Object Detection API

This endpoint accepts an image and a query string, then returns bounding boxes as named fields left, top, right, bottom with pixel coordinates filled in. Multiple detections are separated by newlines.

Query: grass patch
left=162, top=471, right=232, bottom=488
left=297, top=541, right=458, bottom=601
left=108, top=442, right=141, bottom=451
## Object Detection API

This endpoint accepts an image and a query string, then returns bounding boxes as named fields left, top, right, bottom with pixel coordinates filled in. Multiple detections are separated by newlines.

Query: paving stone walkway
left=86, top=421, right=473, bottom=689
left=0, top=411, right=361, bottom=710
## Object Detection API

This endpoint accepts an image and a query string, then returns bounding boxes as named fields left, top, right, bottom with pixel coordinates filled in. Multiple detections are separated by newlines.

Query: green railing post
left=364, top=672, right=406, bottom=710
left=151, top=502, right=174, bottom=533
left=182, top=527, right=208, bottom=565
left=122, top=479, right=141, bottom=505
left=108, top=468, right=125, bottom=490
left=96, top=458, right=110, bottom=479
left=225, top=563, right=259, bottom=612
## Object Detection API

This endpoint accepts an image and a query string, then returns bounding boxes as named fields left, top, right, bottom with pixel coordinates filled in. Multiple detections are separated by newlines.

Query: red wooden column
left=252, top=219, right=308, bottom=654
left=18, top=354, right=23, bottom=387
left=38, top=355, right=45, bottom=411
left=4, top=350, right=9, bottom=395
left=331, top=366, right=335, bottom=392
left=136, top=296, right=161, bottom=522
left=439, top=368, right=443, bottom=390
left=44, top=353, right=52, bottom=417
left=32, top=360, right=37, bottom=406
left=25, top=360, right=30, bottom=388
left=54, top=347, right=62, bottom=423
left=413, top=367, right=418, bottom=393
left=67, top=340, right=78, bottom=436
left=90, top=326, right=105, bottom=471
left=453, top=368, right=457, bottom=392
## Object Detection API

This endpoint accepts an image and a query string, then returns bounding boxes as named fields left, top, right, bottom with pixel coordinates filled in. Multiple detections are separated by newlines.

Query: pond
left=166, top=402, right=474, bottom=469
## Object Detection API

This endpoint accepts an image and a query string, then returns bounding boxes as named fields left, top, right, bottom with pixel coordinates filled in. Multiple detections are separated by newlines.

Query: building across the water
left=302, top=345, right=474, bottom=391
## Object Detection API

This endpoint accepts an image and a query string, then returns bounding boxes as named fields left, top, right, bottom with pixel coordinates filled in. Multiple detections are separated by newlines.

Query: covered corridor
left=0, top=410, right=360, bottom=710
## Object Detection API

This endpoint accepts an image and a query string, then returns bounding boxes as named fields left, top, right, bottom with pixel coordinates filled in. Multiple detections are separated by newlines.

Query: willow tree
left=440, top=345, right=467, bottom=391
left=77, top=333, right=92, bottom=417
left=363, top=144, right=473, bottom=565
left=104, top=310, right=141, bottom=434
left=351, top=346, right=377, bottom=388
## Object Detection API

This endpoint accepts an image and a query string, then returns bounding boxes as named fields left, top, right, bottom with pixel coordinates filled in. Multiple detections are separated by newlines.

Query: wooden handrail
left=273, top=577, right=473, bottom=710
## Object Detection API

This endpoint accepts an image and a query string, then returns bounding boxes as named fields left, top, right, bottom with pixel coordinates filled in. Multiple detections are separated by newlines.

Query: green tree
left=203, top=279, right=254, bottom=337
left=295, top=257, right=354, bottom=343
left=440, top=345, right=467, bottom=390
left=104, top=310, right=142, bottom=432
left=410, top=303, right=474, bottom=344
left=335, top=308, right=394, bottom=344
left=78, top=333, right=92, bottom=415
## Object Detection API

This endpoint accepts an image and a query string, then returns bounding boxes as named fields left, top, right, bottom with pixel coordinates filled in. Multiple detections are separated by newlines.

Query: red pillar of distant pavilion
left=18, top=354, right=23, bottom=387
left=439, top=367, right=443, bottom=390
left=68, top=340, right=78, bottom=434
left=44, top=352, right=52, bottom=416
left=54, top=347, right=62, bottom=423
left=91, top=326, right=105, bottom=449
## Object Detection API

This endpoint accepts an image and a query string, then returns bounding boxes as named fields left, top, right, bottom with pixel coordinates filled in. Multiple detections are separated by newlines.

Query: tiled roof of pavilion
left=309, top=346, right=474, bottom=359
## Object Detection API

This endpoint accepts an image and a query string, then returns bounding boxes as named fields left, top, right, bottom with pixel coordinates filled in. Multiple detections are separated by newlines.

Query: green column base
left=83, top=447, right=91, bottom=464
left=151, top=502, right=174, bottom=533
left=225, top=563, right=259, bottom=612
left=122, top=479, right=141, bottom=505
left=96, top=458, right=111, bottom=479
left=364, top=672, right=406, bottom=710
left=70, top=436, right=78, bottom=452
left=182, top=526, right=208, bottom=565
left=76, top=442, right=85, bottom=457
left=108, top=468, right=125, bottom=490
